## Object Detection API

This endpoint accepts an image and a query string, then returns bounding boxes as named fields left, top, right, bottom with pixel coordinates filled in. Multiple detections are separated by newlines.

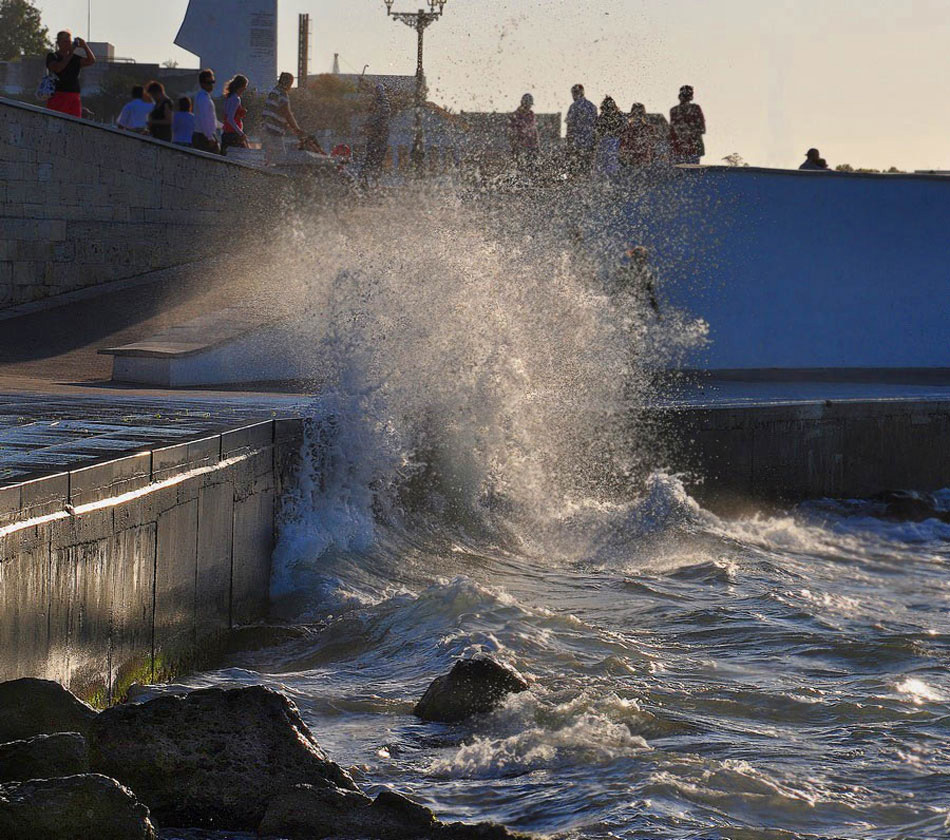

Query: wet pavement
left=0, top=393, right=310, bottom=485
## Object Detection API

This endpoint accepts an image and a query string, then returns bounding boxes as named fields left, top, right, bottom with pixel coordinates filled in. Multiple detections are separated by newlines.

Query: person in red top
left=46, top=30, right=96, bottom=118
left=669, top=85, right=706, bottom=165
left=508, top=93, right=540, bottom=173
left=222, top=74, right=250, bottom=155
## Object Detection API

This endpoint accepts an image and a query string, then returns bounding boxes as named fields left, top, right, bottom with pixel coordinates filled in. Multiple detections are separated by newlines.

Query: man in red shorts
left=46, top=30, right=96, bottom=118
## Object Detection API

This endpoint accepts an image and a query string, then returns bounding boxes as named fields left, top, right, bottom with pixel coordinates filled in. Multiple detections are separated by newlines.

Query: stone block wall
left=0, top=96, right=290, bottom=308
left=0, top=418, right=305, bottom=706
left=664, top=399, right=950, bottom=511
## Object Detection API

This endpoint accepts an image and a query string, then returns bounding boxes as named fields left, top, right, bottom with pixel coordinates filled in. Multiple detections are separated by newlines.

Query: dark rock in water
left=258, top=784, right=374, bottom=837
left=225, top=623, right=313, bottom=654
left=88, top=684, right=357, bottom=830
left=414, top=658, right=529, bottom=723
left=872, top=490, right=950, bottom=523
left=0, top=732, right=89, bottom=782
left=0, top=773, right=156, bottom=840
left=259, top=784, right=530, bottom=839
left=0, top=678, right=97, bottom=742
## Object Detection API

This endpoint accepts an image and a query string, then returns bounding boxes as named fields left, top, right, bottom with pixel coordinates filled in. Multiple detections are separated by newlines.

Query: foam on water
left=176, top=188, right=950, bottom=839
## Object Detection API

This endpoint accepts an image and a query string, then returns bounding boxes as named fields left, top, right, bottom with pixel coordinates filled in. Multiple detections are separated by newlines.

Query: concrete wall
left=664, top=399, right=950, bottom=509
left=602, top=166, right=950, bottom=372
left=0, top=96, right=289, bottom=309
left=0, top=418, right=303, bottom=706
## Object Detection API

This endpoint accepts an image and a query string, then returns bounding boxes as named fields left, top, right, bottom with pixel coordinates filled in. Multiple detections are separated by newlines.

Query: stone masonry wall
left=0, top=96, right=290, bottom=308
left=0, top=418, right=304, bottom=706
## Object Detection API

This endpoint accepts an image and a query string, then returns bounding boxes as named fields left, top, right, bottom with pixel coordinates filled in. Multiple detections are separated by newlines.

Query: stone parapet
left=0, top=97, right=290, bottom=309
left=0, top=418, right=305, bottom=706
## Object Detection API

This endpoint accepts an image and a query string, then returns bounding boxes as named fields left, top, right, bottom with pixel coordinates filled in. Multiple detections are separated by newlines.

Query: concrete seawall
left=0, top=97, right=290, bottom=309
left=664, top=397, right=950, bottom=510
left=0, top=417, right=304, bottom=705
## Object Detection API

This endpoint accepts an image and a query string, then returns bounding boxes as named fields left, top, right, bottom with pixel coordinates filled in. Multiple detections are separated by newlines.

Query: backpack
left=36, top=71, right=57, bottom=102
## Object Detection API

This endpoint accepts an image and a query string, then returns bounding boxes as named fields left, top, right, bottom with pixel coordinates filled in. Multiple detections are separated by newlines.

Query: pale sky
left=33, top=0, right=950, bottom=170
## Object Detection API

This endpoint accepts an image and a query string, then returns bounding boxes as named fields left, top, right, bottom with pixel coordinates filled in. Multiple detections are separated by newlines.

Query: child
left=172, top=97, right=196, bottom=147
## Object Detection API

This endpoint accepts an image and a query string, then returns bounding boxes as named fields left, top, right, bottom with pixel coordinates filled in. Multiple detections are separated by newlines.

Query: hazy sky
left=33, top=0, right=950, bottom=170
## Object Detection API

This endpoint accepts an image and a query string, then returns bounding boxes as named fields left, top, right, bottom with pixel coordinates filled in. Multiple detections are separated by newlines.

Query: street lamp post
left=383, top=0, right=449, bottom=173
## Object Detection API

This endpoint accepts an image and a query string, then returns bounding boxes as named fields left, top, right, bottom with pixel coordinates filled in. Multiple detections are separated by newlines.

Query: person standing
left=192, top=69, right=220, bottom=154
left=566, top=83, right=597, bottom=175
left=221, top=74, right=250, bottom=154
left=669, top=84, right=706, bottom=165
left=508, top=93, right=540, bottom=173
left=146, top=80, right=174, bottom=142
left=262, top=72, right=304, bottom=165
left=594, top=96, right=625, bottom=176
left=800, top=148, right=830, bottom=170
left=45, top=30, right=96, bottom=118
left=116, top=86, right=153, bottom=134
left=362, top=84, right=392, bottom=184
left=172, top=97, right=196, bottom=146
left=619, top=103, right=650, bottom=168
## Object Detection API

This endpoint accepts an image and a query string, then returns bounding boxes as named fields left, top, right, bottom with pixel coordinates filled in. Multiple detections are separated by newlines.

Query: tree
left=722, top=152, right=749, bottom=167
left=0, top=0, right=50, bottom=61
left=162, top=59, right=179, bottom=69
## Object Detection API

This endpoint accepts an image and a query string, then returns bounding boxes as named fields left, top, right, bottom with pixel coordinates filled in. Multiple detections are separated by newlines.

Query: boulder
left=89, top=685, right=357, bottom=830
left=0, top=679, right=96, bottom=742
left=259, top=784, right=530, bottom=839
left=0, top=732, right=89, bottom=783
left=414, top=659, right=528, bottom=723
left=0, top=773, right=156, bottom=840
left=873, top=490, right=950, bottom=523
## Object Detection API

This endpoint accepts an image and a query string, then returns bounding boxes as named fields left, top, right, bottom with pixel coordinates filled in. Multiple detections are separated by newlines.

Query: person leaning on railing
left=46, top=30, right=96, bottom=118
left=261, top=72, right=305, bottom=165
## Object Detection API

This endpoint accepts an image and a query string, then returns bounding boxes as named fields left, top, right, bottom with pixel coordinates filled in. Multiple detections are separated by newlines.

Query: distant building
left=175, top=0, right=278, bottom=91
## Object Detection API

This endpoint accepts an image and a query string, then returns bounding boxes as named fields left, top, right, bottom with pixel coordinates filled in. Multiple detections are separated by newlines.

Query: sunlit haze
left=31, top=1, right=950, bottom=170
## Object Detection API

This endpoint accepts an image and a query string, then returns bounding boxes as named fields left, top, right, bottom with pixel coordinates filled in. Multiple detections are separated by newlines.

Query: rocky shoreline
left=0, top=661, right=531, bottom=840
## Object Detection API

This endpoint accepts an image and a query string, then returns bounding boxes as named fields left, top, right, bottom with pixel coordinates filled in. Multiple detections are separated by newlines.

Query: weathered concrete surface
left=0, top=97, right=290, bottom=309
left=665, top=398, right=950, bottom=509
left=0, top=418, right=305, bottom=704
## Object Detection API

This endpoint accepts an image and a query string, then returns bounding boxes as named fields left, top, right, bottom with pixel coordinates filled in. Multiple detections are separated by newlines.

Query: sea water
left=165, top=186, right=950, bottom=839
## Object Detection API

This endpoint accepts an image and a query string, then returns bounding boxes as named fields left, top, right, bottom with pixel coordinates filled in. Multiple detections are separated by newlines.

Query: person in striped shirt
left=262, top=72, right=304, bottom=165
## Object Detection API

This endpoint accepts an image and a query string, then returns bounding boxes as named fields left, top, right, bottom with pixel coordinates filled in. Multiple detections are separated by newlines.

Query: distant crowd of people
left=114, top=70, right=304, bottom=163
left=510, top=83, right=706, bottom=175
left=45, top=30, right=307, bottom=163
left=44, top=26, right=838, bottom=178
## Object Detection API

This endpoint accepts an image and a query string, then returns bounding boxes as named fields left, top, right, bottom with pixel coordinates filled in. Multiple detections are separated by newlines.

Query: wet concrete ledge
left=0, top=417, right=304, bottom=706
left=663, top=397, right=950, bottom=512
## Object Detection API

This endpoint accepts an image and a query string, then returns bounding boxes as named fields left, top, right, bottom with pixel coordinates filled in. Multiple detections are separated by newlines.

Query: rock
left=258, top=784, right=374, bottom=838
left=259, top=785, right=530, bottom=840
left=89, top=685, right=357, bottom=830
left=225, top=624, right=313, bottom=654
left=414, top=658, right=529, bottom=723
left=0, top=732, right=89, bottom=783
left=0, top=773, right=156, bottom=840
left=0, top=679, right=97, bottom=742
left=872, top=490, right=950, bottom=523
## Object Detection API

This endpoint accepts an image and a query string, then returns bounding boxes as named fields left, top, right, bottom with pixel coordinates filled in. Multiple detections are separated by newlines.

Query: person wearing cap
left=508, top=93, right=540, bottom=173
left=669, top=85, right=706, bottom=165
left=800, top=148, right=830, bottom=171
left=566, top=84, right=598, bottom=176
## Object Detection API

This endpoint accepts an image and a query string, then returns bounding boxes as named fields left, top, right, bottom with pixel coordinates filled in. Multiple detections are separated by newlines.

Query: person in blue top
left=566, top=84, right=598, bottom=176
left=172, top=97, right=196, bottom=146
